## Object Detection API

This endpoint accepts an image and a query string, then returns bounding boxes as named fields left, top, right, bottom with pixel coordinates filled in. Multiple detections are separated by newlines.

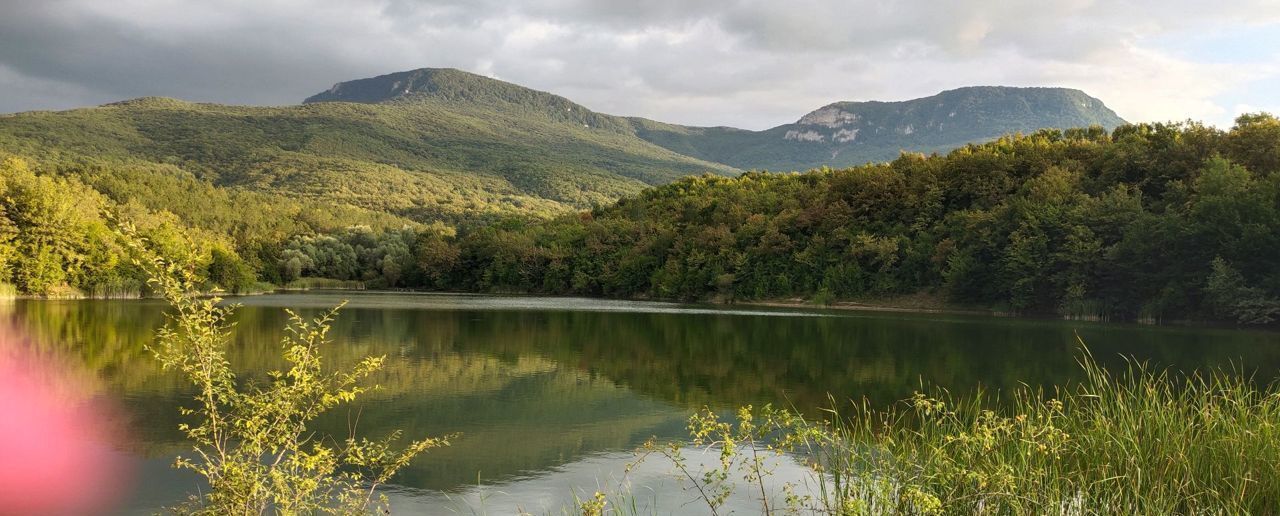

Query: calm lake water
left=10, top=292, right=1280, bottom=514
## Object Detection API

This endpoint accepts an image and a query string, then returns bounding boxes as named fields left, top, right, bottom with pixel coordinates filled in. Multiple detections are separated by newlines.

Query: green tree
left=1205, top=257, right=1280, bottom=325
left=206, top=247, right=257, bottom=293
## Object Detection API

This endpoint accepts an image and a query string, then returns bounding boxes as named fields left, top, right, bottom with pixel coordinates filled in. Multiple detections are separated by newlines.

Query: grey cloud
left=0, top=0, right=1277, bottom=128
left=0, top=1, right=374, bottom=105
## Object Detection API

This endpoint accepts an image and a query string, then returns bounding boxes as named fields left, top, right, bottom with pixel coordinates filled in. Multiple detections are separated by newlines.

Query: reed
left=282, top=277, right=367, bottom=290
left=640, top=340, right=1280, bottom=515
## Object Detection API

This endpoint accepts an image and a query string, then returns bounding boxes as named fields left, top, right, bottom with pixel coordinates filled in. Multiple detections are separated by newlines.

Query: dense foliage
left=434, top=115, right=1280, bottom=323
left=0, top=156, right=259, bottom=296
left=0, top=153, right=435, bottom=296
left=278, top=226, right=426, bottom=287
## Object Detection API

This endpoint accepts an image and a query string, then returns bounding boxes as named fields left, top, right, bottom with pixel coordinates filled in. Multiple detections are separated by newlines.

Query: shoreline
left=739, top=298, right=1000, bottom=317
left=8, top=287, right=1262, bottom=330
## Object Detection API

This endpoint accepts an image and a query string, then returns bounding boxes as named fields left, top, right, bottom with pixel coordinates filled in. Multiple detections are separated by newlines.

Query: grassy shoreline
left=609, top=345, right=1280, bottom=515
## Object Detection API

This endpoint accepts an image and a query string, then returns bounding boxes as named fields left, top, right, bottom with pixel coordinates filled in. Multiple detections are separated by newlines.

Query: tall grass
left=282, top=277, right=367, bottom=290
left=635, top=340, right=1280, bottom=515
left=84, top=277, right=146, bottom=299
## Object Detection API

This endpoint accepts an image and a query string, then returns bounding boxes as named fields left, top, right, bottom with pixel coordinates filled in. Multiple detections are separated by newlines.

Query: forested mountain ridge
left=0, top=67, right=1127, bottom=268
left=304, top=68, right=1127, bottom=172
left=0, top=75, right=737, bottom=228
left=304, top=68, right=630, bottom=132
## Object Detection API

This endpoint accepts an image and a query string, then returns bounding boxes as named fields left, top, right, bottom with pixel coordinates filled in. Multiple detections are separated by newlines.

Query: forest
left=0, top=155, right=435, bottom=296
left=430, top=114, right=1280, bottom=324
left=2, top=114, right=1278, bottom=324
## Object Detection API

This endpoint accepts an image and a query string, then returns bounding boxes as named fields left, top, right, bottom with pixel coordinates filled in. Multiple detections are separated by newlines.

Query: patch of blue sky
left=1144, top=21, right=1280, bottom=64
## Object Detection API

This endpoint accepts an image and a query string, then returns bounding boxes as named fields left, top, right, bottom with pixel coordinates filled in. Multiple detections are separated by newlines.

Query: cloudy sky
left=1, top=0, right=1278, bottom=129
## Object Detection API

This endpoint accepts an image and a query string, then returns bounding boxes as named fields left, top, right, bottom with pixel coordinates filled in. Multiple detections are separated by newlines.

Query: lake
left=9, top=292, right=1280, bottom=514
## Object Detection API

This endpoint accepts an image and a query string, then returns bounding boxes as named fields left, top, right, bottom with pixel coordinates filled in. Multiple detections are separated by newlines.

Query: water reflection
left=8, top=293, right=1280, bottom=512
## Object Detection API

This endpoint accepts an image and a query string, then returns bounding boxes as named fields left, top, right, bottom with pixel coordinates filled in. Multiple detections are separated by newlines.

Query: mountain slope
left=303, top=68, right=1125, bottom=174
left=0, top=68, right=1126, bottom=230
left=630, top=86, right=1127, bottom=171
left=307, top=68, right=620, bottom=127
left=0, top=70, right=737, bottom=227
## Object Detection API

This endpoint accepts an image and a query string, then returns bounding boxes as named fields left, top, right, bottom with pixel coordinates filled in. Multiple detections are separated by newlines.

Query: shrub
left=126, top=226, right=453, bottom=514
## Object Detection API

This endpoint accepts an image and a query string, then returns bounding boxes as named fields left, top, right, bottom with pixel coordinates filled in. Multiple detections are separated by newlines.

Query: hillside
left=430, top=115, right=1280, bottom=324
left=302, top=68, right=1126, bottom=173
left=0, top=71, right=737, bottom=228
left=0, top=67, right=1142, bottom=298
left=0, top=68, right=1129, bottom=231
left=630, top=86, right=1127, bottom=171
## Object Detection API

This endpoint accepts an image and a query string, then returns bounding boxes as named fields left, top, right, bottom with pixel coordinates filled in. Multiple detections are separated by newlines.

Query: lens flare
left=0, top=325, right=134, bottom=514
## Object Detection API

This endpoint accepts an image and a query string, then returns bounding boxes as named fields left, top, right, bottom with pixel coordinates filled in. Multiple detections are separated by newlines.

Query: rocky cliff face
left=780, top=86, right=1125, bottom=146
left=630, top=86, right=1127, bottom=171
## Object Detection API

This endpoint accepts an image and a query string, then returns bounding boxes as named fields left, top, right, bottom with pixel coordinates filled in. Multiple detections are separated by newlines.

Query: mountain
left=307, top=67, right=603, bottom=113
left=0, top=68, right=1125, bottom=232
left=302, top=69, right=1125, bottom=173
left=629, top=86, right=1127, bottom=171
left=0, top=69, right=736, bottom=228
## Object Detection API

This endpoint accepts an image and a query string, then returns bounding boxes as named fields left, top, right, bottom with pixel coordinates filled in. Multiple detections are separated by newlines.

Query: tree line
left=0, top=155, right=443, bottom=296
left=3, top=114, right=1278, bottom=324
left=427, top=115, right=1280, bottom=324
